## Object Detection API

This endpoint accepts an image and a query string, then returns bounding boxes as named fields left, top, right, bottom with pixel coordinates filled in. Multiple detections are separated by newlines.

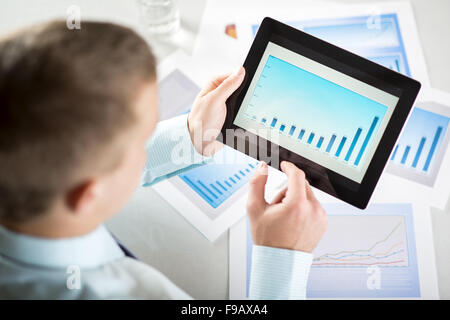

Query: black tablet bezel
left=220, top=17, right=420, bottom=209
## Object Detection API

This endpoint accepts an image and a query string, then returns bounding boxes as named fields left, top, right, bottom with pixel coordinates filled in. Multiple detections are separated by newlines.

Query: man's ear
left=66, top=180, right=100, bottom=215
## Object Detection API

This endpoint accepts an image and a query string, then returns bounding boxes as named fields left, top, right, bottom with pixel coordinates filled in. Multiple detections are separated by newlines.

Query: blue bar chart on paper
left=388, top=106, right=450, bottom=184
left=178, top=148, right=259, bottom=209
left=240, top=55, right=388, bottom=169
left=296, top=15, right=410, bottom=76
left=146, top=69, right=260, bottom=211
left=252, top=14, right=411, bottom=77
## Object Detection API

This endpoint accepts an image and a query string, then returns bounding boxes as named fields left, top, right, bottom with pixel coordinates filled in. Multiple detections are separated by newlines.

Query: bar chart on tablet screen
left=251, top=14, right=450, bottom=186
left=240, top=54, right=388, bottom=169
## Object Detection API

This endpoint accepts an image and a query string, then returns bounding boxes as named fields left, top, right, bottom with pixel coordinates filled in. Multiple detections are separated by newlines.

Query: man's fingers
left=305, top=179, right=319, bottom=203
left=280, top=161, right=307, bottom=204
left=247, top=161, right=268, bottom=219
left=202, top=140, right=224, bottom=157
left=270, top=187, right=287, bottom=205
left=199, top=73, right=231, bottom=97
left=212, top=67, right=245, bottom=101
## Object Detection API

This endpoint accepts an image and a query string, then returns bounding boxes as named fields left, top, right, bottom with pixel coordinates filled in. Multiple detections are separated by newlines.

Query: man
left=0, top=21, right=327, bottom=299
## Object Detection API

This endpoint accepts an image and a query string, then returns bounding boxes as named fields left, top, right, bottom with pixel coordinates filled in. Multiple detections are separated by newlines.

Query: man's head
left=0, top=21, right=158, bottom=235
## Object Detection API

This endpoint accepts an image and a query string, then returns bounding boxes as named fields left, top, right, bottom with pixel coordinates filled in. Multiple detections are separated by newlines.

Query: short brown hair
left=0, top=20, right=156, bottom=222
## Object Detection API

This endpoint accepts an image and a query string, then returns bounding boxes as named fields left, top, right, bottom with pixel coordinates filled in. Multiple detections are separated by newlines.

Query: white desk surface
left=1, top=0, right=449, bottom=299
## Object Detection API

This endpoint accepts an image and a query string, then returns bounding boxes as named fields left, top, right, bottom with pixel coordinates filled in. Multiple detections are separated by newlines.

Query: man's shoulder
left=0, top=256, right=189, bottom=300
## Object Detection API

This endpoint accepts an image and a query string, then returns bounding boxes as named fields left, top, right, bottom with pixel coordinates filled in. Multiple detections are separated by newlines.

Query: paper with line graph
left=229, top=202, right=439, bottom=299
left=312, top=216, right=409, bottom=268
left=305, top=207, right=419, bottom=298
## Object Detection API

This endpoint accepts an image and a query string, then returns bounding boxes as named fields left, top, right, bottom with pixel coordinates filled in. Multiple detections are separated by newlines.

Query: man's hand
left=247, top=161, right=328, bottom=253
left=187, top=67, right=245, bottom=156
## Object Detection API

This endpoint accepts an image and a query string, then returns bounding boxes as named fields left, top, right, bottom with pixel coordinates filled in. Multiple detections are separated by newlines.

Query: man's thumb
left=213, top=66, right=245, bottom=100
left=247, top=161, right=268, bottom=218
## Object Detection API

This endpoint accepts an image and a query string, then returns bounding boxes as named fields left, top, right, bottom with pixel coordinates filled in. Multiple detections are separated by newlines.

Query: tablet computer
left=220, top=17, right=421, bottom=209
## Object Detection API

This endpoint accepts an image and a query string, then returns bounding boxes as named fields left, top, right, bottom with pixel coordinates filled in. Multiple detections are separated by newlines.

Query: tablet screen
left=233, top=42, right=400, bottom=183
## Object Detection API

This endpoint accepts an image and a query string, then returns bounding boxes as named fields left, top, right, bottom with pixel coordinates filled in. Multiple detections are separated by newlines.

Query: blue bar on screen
left=298, top=129, right=305, bottom=140
left=271, top=118, right=278, bottom=127
left=326, top=134, right=336, bottom=153
left=354, top=117, right=379, bottom=166
left=317, top=137, right=324, bottom=149
left=345, top=128, right=362, bottom=161
left=307, top=132, right=315, bottom=144
left=280, top=124, right=286, bottom=132
left=289, top=125, right=296, bottom=136
left=335, top=137, right=347, bottom=157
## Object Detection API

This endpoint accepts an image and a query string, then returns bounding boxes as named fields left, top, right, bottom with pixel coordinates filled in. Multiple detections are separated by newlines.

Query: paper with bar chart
left=169, top=145, right=260, bottom=218
left=234, top=42, right=398, bottom=183
left=153, top=142, right=285, bottom=241
left=148, top=52, right=287, bottom=241
left=154, top=62, right=262, bottom=213
left=177, top=155, right=259, bottom=211
left=242, top=203, right=421, bottom=298
left=369, top=87, right=450, bottom=210
left=274, top=14, right=411, bottom=77
left=387, top=102, right=450, bottom=186
left=244, top=6, right=428, bottom=83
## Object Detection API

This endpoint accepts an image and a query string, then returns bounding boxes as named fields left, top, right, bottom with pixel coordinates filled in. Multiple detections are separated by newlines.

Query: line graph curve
left=312, top=216, right=409, bottom=267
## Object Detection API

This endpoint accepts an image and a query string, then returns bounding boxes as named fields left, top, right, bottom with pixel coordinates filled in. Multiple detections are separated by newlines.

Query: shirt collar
left=0, top=224, right=124, bottom=269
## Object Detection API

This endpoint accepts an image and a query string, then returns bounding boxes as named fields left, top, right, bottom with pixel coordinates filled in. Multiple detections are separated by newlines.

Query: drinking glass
left=136, top=0, right=180, bottom=35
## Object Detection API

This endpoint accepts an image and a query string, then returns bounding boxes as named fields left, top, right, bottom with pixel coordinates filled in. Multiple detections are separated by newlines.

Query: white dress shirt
left=0, top=114, right=312, bottom=299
